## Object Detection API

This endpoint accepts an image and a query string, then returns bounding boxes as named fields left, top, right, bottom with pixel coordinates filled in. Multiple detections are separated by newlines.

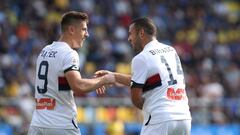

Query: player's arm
left=95, top=70, right=131, bottom=86
left=63, top=51, right=115, bottom=93
left=130, top=56, right=147, bottom=110
left=131, top=87, right=144, bottom=110
left=65, top=70, right=115, bottom=93
left=114, top=72, right=131, bottom=86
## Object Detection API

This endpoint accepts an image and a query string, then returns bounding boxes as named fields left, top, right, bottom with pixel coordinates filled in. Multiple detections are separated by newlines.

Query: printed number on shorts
left=37, top=61, right=49, bottom=94
left=161, top=54, right=186, bottom=100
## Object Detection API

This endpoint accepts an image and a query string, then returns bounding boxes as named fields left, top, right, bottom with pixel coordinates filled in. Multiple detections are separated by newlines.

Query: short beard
left=133, top=46, right=142, bottom=54
left=133, top=37, right=142, bottom=54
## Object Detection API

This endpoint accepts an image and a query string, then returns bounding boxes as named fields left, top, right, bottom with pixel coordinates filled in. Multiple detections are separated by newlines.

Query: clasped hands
left=94, top=70, right=120, bottom=94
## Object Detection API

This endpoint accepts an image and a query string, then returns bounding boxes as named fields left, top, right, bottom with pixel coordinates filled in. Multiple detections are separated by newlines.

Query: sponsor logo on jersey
left=36, top=98, right=56, bottom=110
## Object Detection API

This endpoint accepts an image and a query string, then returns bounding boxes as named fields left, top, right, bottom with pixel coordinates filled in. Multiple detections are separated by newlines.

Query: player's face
left=128, top=24, right=142, bottom=53
left=73, top=21, right=89, bottom=49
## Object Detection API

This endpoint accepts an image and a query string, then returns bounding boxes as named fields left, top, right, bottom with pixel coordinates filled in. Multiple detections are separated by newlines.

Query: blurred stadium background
left=0, top=0, right=240, bottom=135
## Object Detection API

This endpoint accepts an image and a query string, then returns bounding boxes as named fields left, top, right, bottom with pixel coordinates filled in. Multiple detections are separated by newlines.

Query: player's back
left=31, top=41, right=79, bottom=129
left=133, top=40, right=191, bottom=124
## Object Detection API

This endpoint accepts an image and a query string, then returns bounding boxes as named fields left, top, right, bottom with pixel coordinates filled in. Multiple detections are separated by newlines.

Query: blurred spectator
left=200, top=74, right=224, bottom=103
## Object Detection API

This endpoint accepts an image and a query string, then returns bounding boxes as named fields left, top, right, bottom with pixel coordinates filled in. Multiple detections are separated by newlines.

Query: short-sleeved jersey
left=30, top=41, right=80, bottom=129
left=131, top=40, right=191, bottom=125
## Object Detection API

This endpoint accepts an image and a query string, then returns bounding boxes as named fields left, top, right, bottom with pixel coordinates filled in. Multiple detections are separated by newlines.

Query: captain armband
left=64, top=65, right=80, bottom=73
left=131, top=80, right=144, bottom=89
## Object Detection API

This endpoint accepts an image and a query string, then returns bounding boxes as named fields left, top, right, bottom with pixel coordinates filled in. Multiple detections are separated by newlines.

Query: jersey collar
left=52, top=41, right=72, bottom=50
left=143, top=39, right=158, bottom=50
left=53, top=41, right=69, bottom=46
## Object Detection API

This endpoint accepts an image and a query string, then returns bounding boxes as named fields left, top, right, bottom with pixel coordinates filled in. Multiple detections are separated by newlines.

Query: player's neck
left=142, top=37, right=156, bottom=48
left=59, top=35, right=74, bottom=48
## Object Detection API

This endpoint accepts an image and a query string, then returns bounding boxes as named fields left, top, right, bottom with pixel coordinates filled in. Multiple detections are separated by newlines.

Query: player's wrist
left=103, top=73, right=115, bottom=85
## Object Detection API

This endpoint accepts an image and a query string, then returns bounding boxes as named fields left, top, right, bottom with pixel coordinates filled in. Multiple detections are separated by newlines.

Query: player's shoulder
left=41, top=44, right=51, bottom=51
left=132, top=52, right=147, bottom=67
left=41, top=41, right=69, bottom=50
left=39, top=41, right=78, bottom=59
left=157, top=42, right=177, bottom=54
left=158, top=42, right=174, bottom=49
left=53, top=41, right=72, bottom=50
left=53, top=41, right=78, bottom=55
left=133, top=51, right=145, bottom=60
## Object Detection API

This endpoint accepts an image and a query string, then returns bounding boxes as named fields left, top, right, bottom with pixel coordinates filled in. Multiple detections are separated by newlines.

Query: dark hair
left=130, top=17, right=157, bottom=36
left=61, top=11, right=89, bottom=32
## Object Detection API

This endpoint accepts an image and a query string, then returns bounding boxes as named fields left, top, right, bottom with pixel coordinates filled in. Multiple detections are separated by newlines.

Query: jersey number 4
left=161, top=54, right=183, bottom=85
left=161, top=54, right=186, bottom=100
left=37, top=61, right=49, bottom=94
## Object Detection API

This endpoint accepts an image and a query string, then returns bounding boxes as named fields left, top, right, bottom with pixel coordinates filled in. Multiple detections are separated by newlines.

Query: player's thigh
left=169, top=120, right=191, bottom=135
left=28, top=126, right=44, bottom=135
left=140, top=120, right=191, bottom=135
left=140, top=123, right=166, bottom=135
left=44, top=128, right=80, bottom=135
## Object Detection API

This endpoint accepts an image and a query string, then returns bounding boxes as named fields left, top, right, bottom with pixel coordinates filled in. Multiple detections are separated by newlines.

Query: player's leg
left=169, top=120, right=191, bottom=135
left=140, top=120, right=191, bottom=135
left=27, top=126, right=44, bottom=135
left=43, top=128, right=80, bottom=135
left=140, top=122, right=168, bottom=135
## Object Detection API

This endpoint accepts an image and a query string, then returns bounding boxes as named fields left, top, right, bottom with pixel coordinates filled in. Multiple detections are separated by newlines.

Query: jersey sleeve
left=62, top=50, right=80, bottom=73
left=131, top=55, right=148, bottom=88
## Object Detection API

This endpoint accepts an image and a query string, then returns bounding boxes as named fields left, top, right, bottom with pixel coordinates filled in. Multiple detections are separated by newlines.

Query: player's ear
left=139, top=28, right=144, bottom=39
left=68, top=25, right=75, bottom=35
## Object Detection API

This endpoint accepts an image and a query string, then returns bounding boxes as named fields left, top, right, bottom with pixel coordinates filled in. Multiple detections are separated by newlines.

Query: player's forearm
left=66, top=70, right=115, bottom=93
left=132, top=98, right=144, bottom=110
left=114, top=72, right=131, bottom=86
left=77, top=77, right=106, bottom=93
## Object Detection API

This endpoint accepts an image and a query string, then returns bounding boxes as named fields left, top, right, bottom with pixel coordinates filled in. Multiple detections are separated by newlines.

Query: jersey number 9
left=37, top=61, right=49, bottom=94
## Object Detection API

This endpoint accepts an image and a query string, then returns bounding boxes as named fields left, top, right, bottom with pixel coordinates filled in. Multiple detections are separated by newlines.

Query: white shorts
left=140, top=120, right=191, bottom=135
left=27, top=126, right=80, bottom=135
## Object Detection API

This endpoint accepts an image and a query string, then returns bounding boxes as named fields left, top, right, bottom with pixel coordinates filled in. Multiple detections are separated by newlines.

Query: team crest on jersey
left=72, top=58, right=77, bottom=64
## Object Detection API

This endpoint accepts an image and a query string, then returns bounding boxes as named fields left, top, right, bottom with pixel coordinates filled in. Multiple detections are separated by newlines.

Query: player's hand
left=95, top=84, right=114, bottom=94
left=94, top=71, right=115, bottom=94
left=94, top=70, right=112, bottom=78
left=96, top=85, right=106, bottom=94
left=95, top=70, right=116, bottom=85
left=93, top=74, right=106, bottom=94
left=104, top=73, right=115, bottom=84
left=95, top=70, right=125, bottom=87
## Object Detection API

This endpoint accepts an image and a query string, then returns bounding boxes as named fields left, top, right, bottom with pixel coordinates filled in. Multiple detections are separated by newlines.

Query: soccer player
left=96, top=17, right=192, bottom=135
left=28, top=11, right=115, bottom=135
